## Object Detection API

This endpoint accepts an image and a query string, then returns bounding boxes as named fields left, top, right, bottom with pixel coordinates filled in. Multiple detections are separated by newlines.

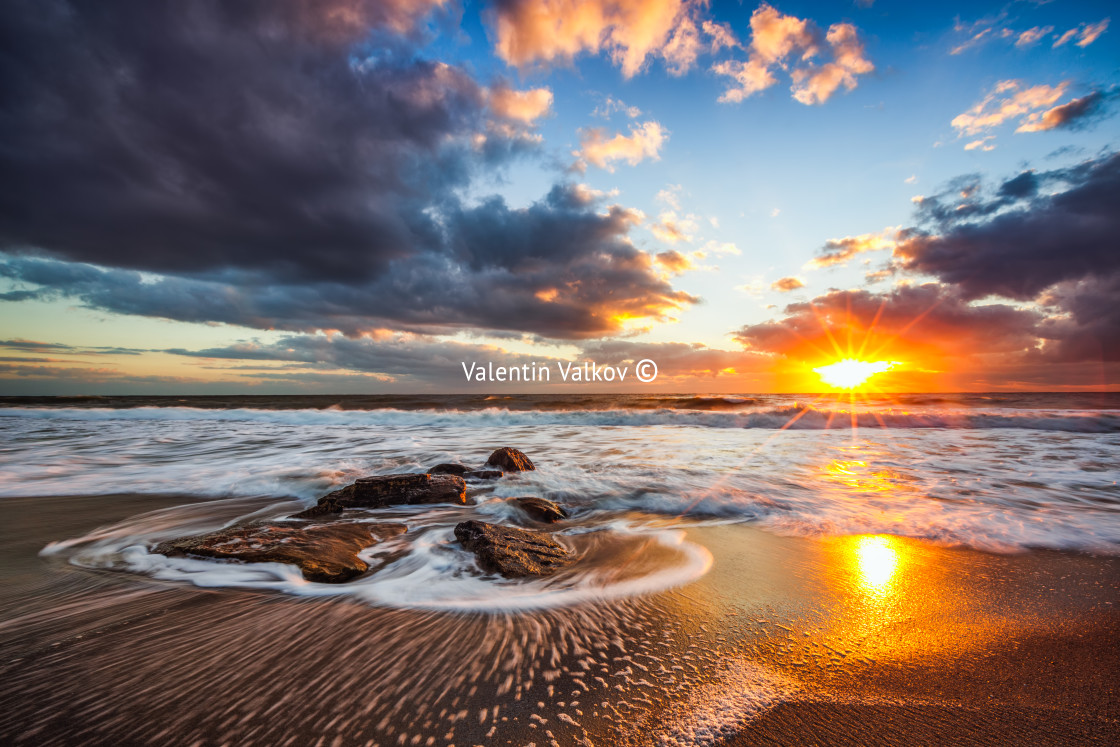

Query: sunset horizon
left=2, top=3, right=1119, bottom=746
left=2, top=0, right=1117, bottom=395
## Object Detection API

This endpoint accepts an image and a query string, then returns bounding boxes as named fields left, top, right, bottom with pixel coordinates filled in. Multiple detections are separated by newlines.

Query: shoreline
left=1, top=494, right=1118, bottom=744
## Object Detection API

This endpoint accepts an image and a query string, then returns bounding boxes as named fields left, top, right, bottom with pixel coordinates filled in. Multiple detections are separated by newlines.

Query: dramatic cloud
left=1015, top=90, right=1118, bottom=133
left=713, top=4, right=873, bottom=105
left=1, top=184, right=698, bottom=339
left=575, top=121, right=668, bottom=170
left=894, top=152, right=1120, bottom=303
left=0, top=0, right=500, bottom=283
left=770, top=277, right=805, bottom=292
left=0, top=0, right=696, bottom=340
left=734, top=284, right=1044, bottom=365
left=734, top=152, right=1120, bottom=387
left=488, top=0, right=697, bottom=78
left=952, top=80, right=1070, bottom=138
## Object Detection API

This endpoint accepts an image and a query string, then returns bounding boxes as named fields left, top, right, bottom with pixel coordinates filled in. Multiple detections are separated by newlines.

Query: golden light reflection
left=853, top=535, right=900, bottom=594
left=823, top=459, right=896, bottom=492
left=814, top=359, right=896, bottom=389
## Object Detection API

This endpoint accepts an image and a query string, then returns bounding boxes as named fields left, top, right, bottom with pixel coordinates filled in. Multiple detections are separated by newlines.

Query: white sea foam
left=1, top=404, right=1117, bottom=431
left=56, top=505, right=714, bottom=611
left=7, top=404, right=1120, bottom=556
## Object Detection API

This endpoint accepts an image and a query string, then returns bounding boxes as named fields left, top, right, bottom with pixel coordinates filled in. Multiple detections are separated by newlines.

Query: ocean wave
left=1, top=405, right=1118, bottom=432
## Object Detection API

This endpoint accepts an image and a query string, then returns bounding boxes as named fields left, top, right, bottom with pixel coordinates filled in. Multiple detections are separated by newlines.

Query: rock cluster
left=154, top=447, right=574, bottom=584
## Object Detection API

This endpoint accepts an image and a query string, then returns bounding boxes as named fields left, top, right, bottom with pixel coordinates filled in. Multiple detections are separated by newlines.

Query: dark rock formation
left=154, top=521, right=407, bottom=583
left=289, top=497, right=345, bottom=520
left=513, top=497, right=568, bottom=523
left=321, top=473, right=467, bottom=509
left=486, top=447, right=535, bottom=472
left=454, top=520, right=572, bottom=578
left=464, top=470, right=503, bottom=480
left=428, top=463, right=469, bottom=476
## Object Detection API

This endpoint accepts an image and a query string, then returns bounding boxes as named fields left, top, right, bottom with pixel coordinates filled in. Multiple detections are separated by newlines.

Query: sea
left=1, top=392, right=1118, bottom=612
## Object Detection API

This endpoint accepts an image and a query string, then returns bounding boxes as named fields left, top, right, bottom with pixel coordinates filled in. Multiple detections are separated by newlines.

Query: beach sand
left=1, top=494, right=1117, bottom=745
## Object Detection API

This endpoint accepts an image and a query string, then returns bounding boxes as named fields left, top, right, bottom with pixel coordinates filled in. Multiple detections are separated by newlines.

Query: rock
left=464, top=470, right=503, bottom=480
left=321, top=473, right=467, bottom=509
left=154, top=521, right=407, bottom=583
left=513, top=497, right=568, bottom=523
left=454, top=520, right=572, bottom=578
left=428, top=463, right=469, bottom=476
left=486, top=447, right=535, bottom=472
left=289, top=497, right=345, bottom=520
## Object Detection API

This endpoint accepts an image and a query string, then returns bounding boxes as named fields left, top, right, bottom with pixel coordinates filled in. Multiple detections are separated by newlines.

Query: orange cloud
left=952, top=80, right=1070, bottom=137
left=807, top=229, right=897, bottom=268
left=488, top=0, right=695, bottom=78
left=575, top=121, right=668, bottom=170
left=964, top=136, right=996, bottom=151
left=771, top=276, right=805, bottom=292
left=791, top=23, right=874, bottom=105
left=1016, top=91, right=1113, bottom=133
left=488, top=84, right=553, bottom=124
left=1053, top=18, right=1109, bottom=48
left=733, top=284, right=1048, bottom=391
left=1014, top=26, right=1053, bottom=47
left=654, top=249, right=693, bottom=274
left=713, top=4, right=872, bottom=105
left=649, top=210, right=698, bottom=243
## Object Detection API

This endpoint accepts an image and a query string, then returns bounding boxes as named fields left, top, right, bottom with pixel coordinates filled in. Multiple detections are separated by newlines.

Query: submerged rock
left=428, top=463, right=469, bottom=476
left=321, top=473, right=467, bottom=509
left=154, top=521, right=407, bottom=583
left=513, top=497, right=568, bottom=523
left=454, top=520, right=572, bottom=578
left=486, top=447, right=535, bottom=472
left=464, top=469, right=503, bottom=480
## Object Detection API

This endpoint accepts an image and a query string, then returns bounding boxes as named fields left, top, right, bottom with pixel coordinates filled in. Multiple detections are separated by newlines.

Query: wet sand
left=1, top=494, right=1118, bottom=745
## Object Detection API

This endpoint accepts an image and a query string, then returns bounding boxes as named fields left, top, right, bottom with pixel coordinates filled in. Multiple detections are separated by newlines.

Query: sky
left=0, top=0, right=1117, bottom=394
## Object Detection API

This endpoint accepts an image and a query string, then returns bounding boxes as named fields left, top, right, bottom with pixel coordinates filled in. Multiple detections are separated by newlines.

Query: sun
left=814, top=359, right=896, bottom=389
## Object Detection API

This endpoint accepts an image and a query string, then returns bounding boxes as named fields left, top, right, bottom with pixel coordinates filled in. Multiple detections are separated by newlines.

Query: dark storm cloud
left=1037, top=273, right=1120, bottom=362
left=1021, top=89, right=1119, bottom=133
left=895, top=151, right=1120, bottom=301
left=0, top=0, right=476, bottom=283
left=0, top=0, right=694, bottom=338
left=0, top=185, right=695, bottom=337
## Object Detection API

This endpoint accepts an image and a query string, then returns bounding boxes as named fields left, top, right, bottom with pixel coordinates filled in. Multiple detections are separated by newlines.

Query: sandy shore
left=1, top=494, right=1118, bottom=745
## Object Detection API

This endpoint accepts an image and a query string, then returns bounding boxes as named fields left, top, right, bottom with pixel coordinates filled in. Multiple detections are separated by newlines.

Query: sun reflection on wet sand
left=853, top=535, right=900, bottom=596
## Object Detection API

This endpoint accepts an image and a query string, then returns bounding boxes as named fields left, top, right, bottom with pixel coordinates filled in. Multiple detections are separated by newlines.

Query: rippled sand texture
left=3, top=496, right=1119, bottom=745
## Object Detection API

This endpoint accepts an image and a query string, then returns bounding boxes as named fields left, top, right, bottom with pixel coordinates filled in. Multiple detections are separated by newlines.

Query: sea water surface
left=2, top=393, right=1119, bottom=610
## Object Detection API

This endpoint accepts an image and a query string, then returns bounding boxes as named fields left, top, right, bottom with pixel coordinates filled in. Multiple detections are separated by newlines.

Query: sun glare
left=814, top=359, right=896, bottom=389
